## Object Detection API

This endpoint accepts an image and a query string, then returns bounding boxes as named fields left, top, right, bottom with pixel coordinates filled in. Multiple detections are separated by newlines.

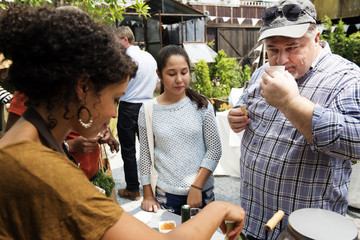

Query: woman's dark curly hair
left=0, top=5, right=137, bottom=124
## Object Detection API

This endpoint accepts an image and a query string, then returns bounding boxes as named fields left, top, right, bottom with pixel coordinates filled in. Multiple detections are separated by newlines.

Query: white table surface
left=214, top=110, right=241, bottom=178
left=126, top=205, right=226, bottom=240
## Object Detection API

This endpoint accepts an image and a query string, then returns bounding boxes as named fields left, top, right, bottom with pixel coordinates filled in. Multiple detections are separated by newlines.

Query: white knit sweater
left=138, top=96, right=222, bottom=195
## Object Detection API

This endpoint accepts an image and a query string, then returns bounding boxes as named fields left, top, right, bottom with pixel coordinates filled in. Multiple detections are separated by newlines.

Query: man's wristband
left=191, top=184, right=202, bottom=191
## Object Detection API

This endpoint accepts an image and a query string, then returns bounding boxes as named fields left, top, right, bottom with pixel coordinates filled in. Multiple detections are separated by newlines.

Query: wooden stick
left=264, top=210, right=285, bottom=232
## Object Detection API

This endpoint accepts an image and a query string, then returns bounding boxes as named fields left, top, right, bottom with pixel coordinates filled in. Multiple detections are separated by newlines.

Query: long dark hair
left=157, top=45, right=208, bottom=109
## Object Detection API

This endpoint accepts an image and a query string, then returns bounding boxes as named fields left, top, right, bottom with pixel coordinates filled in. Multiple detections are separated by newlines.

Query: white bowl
left=158, top=220, right=176, bottom=233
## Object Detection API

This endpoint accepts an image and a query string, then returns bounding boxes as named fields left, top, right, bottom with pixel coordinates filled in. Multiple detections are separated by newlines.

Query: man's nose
left=276, top=51, right=288, bottom=65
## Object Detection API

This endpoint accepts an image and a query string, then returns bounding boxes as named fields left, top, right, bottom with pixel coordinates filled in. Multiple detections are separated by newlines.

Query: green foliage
left=211, top=50, right=241, bottom=91
left=320, top=16, right=360, bottom=66
left=210, top=77, right=228, bottom=98
left=0, top=0, right=52, bottom=9
left=129, top=0, right=150, bottom=19
left=347, top=32, right=360, bottom=66
left=239, top=64, right=251, bottom=86
left=207, top=39, right=215, bottom=49
left=193, top=60, right=213, bottom=97
left=194, top=50, right=251, bottom=98
left=0, top=3, right=7, bottom=9
left=0, top=0, right=150, bottom=26
left=92, top=169, right=115, bottom=197
left=67, top=0, right=150, bottom=25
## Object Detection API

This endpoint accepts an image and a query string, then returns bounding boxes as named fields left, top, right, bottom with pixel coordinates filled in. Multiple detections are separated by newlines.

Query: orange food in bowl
left=160, top=222, right=175, bottom=230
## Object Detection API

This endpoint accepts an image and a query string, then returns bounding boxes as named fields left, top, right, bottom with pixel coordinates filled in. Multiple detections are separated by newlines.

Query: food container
left=158, top=220, right=176, bottom=233
left=264, top=208, right=359, bottom=240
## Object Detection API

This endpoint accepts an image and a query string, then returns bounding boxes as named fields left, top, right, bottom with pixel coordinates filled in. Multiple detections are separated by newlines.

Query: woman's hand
left=187, top=187, right=203, bottom=208
left=141, top=195, right=160, bottom=213
left=218, top=202, right=246, bottom=240
left=141, top=185, right=161, bottom=213
left=67, top=135, right=98, bottom=154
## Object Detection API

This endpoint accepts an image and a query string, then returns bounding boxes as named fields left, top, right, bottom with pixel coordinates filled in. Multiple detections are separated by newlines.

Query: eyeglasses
left=262, top=4, right=315, bottom=24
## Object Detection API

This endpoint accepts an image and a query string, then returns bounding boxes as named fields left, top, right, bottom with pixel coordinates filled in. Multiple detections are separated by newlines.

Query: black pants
left=117, top=101, right=142, bottom=192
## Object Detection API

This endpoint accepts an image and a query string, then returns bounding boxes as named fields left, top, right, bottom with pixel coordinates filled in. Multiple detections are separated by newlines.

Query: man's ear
left=75, top=74, right=90, bottom=101
left=314, top=31, right=320, bottom=44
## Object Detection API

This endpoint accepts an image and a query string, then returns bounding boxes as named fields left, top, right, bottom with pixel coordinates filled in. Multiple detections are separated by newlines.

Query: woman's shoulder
left=0, top=141, right=72, bottom=171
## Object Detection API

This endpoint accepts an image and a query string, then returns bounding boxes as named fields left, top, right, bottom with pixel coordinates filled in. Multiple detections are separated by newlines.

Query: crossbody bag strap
left=143, top=100, right=154, bottom=160
left=22, top=107, right=78, bottom=166
left=143, top=99, right=157, bottom=196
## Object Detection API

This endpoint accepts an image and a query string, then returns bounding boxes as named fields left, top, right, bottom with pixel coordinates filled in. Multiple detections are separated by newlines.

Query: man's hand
left=260, top=69, right=300, bottom=111
left=97, top=128, right=119, bottom=153
left=227, top=108, right=251, bottom=133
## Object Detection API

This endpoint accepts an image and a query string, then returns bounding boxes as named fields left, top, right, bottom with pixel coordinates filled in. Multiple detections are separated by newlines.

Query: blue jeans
left=117, top=101, right=142, bottom=192
left=155, top=186, right=215, bottom=215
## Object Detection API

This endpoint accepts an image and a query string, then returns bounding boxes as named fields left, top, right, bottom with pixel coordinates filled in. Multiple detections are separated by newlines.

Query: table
left=125, top=205, right=227, bottom=240
left=214, top=110, right=241, bottom=178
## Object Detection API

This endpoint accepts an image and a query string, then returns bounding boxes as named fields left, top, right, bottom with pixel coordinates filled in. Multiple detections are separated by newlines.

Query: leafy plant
left=92, top=169, right=115, bottom=197
left=239, top=64, right=251, bottom=87
left=0, top=0, right=151, bottom=26
left=129, top=0, right=150, bottom=19
left=207, top=39, right=215, bottom=49
left=210, top=50, right=240, bottom=93
left=193, top=59, right=213, bottom=97
left=194, top=50, right=251, bottom=98
left=320, top=16, right=360, bottom=66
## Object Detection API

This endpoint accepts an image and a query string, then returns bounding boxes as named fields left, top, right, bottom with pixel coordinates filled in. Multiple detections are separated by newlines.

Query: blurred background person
left=114, top=26, right=158, bottom=201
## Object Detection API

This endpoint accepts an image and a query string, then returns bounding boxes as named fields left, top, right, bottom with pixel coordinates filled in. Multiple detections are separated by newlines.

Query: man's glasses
left=262, top=4, right=316, bottom=24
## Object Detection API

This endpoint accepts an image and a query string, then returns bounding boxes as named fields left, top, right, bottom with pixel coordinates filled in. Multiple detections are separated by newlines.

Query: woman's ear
left=156, top=69, right=162, bottom=80
left=75, top=74, right=90, bottom=101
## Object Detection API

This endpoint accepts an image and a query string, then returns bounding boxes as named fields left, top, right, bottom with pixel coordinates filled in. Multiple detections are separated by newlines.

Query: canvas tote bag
left=143, top=99, right=158, bottom=197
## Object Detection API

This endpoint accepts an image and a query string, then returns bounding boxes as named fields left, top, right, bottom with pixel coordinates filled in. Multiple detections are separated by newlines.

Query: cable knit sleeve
left=200, top=102, right=222, bottom=171
left=138, top=105, right=152, bottom=186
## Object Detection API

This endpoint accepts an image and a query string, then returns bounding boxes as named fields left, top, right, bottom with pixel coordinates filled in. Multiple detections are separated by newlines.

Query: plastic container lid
left=288, top=208, right=358, bottom=240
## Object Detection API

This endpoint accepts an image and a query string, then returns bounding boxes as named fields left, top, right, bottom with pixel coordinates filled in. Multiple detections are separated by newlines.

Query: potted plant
left=192, top=50, right=251, bottom=111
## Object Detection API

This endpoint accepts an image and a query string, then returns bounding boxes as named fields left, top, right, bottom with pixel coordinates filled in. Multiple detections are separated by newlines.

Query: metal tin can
left=181, top=204, right=191, bottom=223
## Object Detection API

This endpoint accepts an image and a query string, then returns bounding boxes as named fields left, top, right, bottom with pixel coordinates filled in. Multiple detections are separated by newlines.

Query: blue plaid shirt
left=239, top=41, right=360, bottom=239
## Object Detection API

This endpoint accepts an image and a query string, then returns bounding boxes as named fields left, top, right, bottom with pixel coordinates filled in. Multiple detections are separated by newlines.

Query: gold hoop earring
left=78, top=106, right=93, bottom=128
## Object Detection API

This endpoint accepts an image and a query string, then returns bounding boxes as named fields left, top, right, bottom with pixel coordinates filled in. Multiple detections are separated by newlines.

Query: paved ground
left=108, top=147, right=360, bottom=238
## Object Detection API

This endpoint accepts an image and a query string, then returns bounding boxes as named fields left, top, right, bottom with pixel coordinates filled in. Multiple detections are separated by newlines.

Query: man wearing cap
left=228, top=0, right=360, bottom=239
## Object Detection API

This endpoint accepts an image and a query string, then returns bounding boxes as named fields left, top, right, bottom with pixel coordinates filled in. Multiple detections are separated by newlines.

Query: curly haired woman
left=0, top=5, right=245, bottom=240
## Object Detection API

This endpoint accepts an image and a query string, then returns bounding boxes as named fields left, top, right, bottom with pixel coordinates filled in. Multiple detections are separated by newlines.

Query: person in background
left=114, top=26, right=158, bottom=201
left=0, top=53, right=12, bottom=85
left=227, top=0, right=360, bottom=239
left=139, top=45, right=222, bottom=215
left=0, top=5, right=245, bottom=240
left=0, top=54, right=13, bottom=135
left=0, top=54, right=13, bottom=103
left=0, top=87, right=12, bottom=105
left=6, top=90, right=119, bottom=181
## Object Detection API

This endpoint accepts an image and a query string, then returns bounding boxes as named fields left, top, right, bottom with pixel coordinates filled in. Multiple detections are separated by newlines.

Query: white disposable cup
left=267, top=65, right=285, bottom=74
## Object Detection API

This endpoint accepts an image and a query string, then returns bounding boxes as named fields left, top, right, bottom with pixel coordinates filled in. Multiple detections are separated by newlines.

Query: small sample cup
left=267, top=65, right=285, bottom=74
